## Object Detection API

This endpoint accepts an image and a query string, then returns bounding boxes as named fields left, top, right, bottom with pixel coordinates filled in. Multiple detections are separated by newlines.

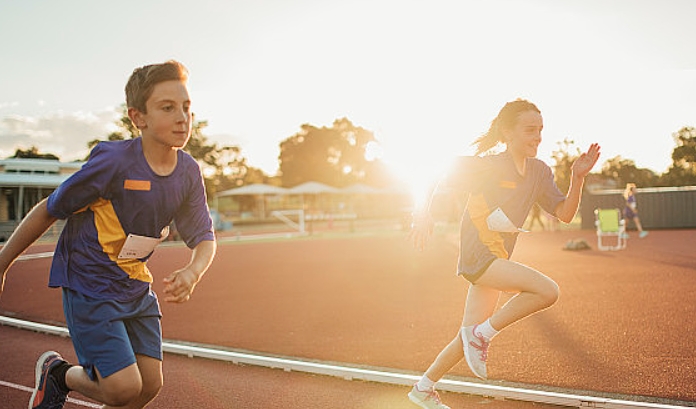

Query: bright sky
left=1, top=0, right=695, bottom=192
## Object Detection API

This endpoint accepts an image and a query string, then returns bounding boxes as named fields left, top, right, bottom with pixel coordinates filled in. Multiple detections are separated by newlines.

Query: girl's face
left=504, top=110, right=543, bottom=159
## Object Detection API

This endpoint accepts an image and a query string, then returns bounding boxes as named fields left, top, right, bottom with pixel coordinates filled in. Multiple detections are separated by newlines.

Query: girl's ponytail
left=473, top=117, right=503, bottom=155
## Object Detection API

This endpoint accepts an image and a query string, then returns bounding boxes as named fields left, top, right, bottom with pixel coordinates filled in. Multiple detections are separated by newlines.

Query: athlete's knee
left=140, top=376, right=163, bottom=404
left=537, top=279, right=560, bottom=308
left=100, top=377, right=143, bottom=407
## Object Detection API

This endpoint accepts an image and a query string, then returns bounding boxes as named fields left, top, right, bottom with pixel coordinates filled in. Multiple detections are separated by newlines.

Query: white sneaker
left=461, top=325, right=489, bottom=379
left=408, top=385, right=451, bottom=409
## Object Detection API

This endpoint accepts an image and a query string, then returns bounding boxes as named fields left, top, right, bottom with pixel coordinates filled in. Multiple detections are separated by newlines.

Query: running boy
left=0, top=60, right=217, bottom=409
left=408, top=99, right=600, bottom=409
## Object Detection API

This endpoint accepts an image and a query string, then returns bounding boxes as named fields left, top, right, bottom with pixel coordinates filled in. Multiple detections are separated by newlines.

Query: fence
left=580, top=186, right=696, bottom=230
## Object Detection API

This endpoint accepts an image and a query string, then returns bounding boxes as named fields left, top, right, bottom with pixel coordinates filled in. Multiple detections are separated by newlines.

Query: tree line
left=10, top=105, right=696, bottom=195
left=551, top=126, right=696, bottom=192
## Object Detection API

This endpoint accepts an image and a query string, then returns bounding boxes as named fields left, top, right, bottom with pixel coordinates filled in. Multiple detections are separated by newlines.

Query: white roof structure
left=0, top=158, right=85, bottom=224
left=215, top=182, right=403, bottom=199
left=287, top=181, right=341, bottom=195
left=341, top=183, right=383, bottom=194
left=0, top=158, right=84, bottom=188
left=217, top=183, right=289, bottom=197
left=0, top=173, right=72, bottom=188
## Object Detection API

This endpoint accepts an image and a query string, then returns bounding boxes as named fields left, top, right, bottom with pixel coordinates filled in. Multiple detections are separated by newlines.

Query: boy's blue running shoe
left=29, top=351, right=69, bottom=409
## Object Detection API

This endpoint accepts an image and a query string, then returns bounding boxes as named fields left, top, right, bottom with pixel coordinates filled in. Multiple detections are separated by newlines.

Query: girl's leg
left=474, top=259, right=559, bottom=332
left=458, top=259, right=559, bottom=379
left=422, top=284, right=500, bottom=383
left=417, top=258, right=558, bottom=384
left=634, top=216, right=644, bottom=232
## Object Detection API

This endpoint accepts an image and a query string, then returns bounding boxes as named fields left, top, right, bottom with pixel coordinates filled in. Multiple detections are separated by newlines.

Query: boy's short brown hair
left=125, top=60, right=189, bottom=113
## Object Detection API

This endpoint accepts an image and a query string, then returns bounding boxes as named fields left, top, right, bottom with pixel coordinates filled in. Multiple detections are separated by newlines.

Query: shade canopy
left=216, top=181, right=404, bottom=198
left=217, top=183, right=289, bottom=197
left=287, top=181, right=341, bottom=195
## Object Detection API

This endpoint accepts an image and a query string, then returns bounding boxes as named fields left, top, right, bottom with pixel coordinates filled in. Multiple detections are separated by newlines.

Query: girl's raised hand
left=572, top=143, right=601, bottom=178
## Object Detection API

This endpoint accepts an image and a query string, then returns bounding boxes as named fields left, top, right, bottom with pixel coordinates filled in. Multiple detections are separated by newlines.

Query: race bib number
left=487, top=207, right=528, bottom=233
left=117, top=226, right=169, bottom=259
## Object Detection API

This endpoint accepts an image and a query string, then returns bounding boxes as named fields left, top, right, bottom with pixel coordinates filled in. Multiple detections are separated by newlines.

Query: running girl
left=408, top=99, right=600, bottom=409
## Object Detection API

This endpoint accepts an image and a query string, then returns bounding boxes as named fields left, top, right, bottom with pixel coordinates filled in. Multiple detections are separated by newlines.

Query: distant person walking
left=623, top=183, right=648, bottom=238
left=408, top=99, right=600, bottom=409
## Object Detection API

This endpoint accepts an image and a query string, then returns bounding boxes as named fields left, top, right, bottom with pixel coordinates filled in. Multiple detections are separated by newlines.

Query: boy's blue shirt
left=46, top=137, right=215, bottom=301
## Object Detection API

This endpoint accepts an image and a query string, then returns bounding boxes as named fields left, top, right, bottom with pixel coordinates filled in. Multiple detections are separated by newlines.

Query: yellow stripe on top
left=467, top=194, right=509, bottom=259
left=89, top=198, right=153, bottom=283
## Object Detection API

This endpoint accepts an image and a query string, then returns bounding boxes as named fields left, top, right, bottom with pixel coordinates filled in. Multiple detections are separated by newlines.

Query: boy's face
left=130, top=80, right=192, bottom=150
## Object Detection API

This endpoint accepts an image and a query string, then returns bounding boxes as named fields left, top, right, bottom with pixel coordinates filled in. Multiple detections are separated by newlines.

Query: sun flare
left=382, top=148, right=457, bottom=211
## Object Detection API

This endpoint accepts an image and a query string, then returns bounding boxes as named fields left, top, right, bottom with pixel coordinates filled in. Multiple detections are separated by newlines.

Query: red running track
left=1, top=226, right=695, bottom=407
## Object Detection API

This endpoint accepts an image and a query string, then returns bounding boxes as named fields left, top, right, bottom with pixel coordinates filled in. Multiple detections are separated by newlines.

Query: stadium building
left=0, top=158, right=83, bottom=241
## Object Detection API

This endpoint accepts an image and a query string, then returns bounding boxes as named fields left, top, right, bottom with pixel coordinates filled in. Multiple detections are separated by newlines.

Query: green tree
left=186, top=119, right=254, bottom=194
left=600, top=156, right=657, bottom=188
left=550, top=137, right=580, bottom=194
left=659, top=126, right=696, bottom=186
left=11, top=146, right=60, bottom=160
left=87, top=104, right=137, bottom=150
left=278, top=118, right=394, bottom=187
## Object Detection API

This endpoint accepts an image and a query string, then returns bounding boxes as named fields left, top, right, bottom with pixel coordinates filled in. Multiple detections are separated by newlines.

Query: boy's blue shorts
left=62, top=287, right=163, bottom=380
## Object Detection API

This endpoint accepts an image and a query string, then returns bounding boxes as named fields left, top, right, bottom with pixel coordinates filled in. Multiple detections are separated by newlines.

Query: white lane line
left=17, top=252, right=54, bottom=261
left=0, top=380, right=101, bottom=408
left=0, top=315, right=690, bottom=409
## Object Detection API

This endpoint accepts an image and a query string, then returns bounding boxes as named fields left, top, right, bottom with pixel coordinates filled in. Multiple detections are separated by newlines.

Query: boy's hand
left=163, top=268, right=200, bottom=303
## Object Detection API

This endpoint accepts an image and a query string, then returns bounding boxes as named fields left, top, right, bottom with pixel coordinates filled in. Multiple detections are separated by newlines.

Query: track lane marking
left=0, top=380, right=101, bottom=408
left=0, top=316, right=690, bottom=409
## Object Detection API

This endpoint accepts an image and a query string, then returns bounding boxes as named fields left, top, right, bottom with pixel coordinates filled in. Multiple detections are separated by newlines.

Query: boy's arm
left=162, top=239, right=217, bottom=303
left=0, top=199, right=58, bottom=294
